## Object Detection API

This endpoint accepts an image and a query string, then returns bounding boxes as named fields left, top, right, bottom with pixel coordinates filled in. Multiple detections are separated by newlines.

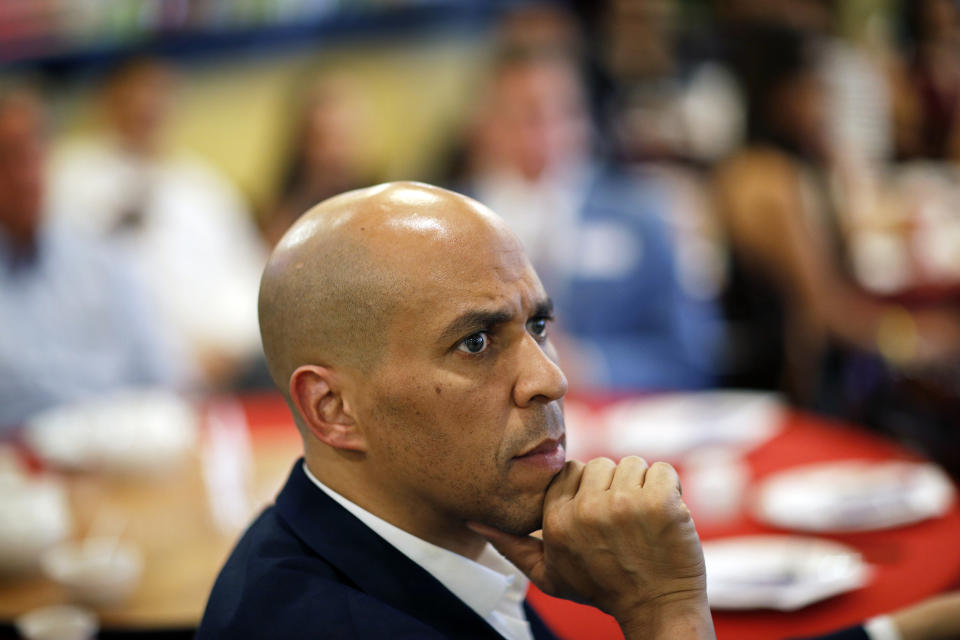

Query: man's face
left=107, top=64, right=174, bottom=151
left=482, top=60, right=590, bottom=181
left=350, top=219, right=568, bottom=536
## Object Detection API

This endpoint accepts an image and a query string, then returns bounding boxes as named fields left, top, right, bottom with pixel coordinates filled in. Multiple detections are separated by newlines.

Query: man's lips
left=513, top=437, right=566, bottom=471
left=517, top=438, right=562, bottom=457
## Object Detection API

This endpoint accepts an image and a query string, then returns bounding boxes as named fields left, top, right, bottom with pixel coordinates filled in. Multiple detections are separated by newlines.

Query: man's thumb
left=466, top=521, right=545, bottom=580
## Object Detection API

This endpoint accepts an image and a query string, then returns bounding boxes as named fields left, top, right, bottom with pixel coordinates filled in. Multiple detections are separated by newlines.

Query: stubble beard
left=485, top=404, right=565, bottom=535
left=493, top=490, right=550, bottom=536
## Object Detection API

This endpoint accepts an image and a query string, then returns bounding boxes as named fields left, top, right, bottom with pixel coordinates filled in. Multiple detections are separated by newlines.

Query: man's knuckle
left=649, top=460, right=676, bottom=476
left=608, top=491, right=637, bottom=521
left=621, top=455, right=648, bottom=468
left=564, top=459, right=586, bottom=476
left=575, top=499, right=604, bottom=526
left=654, top=500, right=693, bottom=532
left=587, top=457, right=616, bottom=471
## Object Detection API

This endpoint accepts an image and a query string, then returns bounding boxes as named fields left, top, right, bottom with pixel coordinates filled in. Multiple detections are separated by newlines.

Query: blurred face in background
left=300, top=79, right=366, bottom=182
left=477, top=56, right=591, bottom=182
left=0, top=92, right=45, bottom=247
left=105, top=61, right=176, bottom=154
left=921, top=0, right=960, bottom=42
left=772, top=68, right=830, bottom=160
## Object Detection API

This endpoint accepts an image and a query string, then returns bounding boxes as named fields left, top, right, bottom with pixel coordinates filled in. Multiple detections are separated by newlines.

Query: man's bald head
left=258, top=181, right=513, bottom=398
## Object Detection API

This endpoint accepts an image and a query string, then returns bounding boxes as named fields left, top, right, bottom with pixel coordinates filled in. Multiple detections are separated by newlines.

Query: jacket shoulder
left=197, top=507, right=448, bottom=639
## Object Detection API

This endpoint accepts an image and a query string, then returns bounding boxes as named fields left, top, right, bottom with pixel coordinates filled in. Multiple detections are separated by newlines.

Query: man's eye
left=457, top=332, right=489, bottom=354
left=527, top=317, right=549, bottom=338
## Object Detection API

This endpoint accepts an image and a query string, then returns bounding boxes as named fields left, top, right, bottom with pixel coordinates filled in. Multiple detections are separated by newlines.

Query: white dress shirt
left=302, top=462, right=534, bottom=640
left=48, top=138, right=266, bottom=380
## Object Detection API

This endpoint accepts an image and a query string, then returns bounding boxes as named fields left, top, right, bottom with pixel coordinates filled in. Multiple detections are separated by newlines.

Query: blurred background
left=1, top=1, right=959, bottom=637
left=2, top=0, right=957, bottom=470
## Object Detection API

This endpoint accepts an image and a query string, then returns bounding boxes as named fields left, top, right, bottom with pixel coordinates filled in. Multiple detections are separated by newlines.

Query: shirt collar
left=301, top=461, right=528, bottom=619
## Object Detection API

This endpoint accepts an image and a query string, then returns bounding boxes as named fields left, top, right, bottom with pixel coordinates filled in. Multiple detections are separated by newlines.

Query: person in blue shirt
left=0, top=86, right=183, bottom=430
left=458, top=47, right=722, bottom=391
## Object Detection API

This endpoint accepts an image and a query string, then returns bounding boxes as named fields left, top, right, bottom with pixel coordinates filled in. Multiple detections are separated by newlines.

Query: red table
left=240, top=393, right=960, bottom=640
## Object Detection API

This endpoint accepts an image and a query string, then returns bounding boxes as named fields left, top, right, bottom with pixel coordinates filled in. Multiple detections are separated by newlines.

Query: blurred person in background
left=893, top=0, right=960, bottom=162
left=801, top=590, right=960, bottom=640
left=713, top=22, right=960, bottom=471
left=47, top=57, right=267, bottom=389
left=586, top=0, right=743, bottom=384
left=454, top=45, right=722, bottom=392
left=0, top=85, right=182, bottom=430
left=263, top=73, right=376, bottom=246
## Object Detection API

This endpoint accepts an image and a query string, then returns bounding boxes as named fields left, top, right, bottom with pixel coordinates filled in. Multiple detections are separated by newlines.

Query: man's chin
left=482, top=519, right=540, bottom=538
left=479, top=498, right=545, bottom=537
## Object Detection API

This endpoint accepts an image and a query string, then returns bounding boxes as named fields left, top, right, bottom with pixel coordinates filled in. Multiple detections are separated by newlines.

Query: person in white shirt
left=47, top=58, right=266, bottom=387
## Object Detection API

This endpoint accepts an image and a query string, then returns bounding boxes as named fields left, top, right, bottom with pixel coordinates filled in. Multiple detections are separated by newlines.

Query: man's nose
left=513, top=334, right=568, bottom=407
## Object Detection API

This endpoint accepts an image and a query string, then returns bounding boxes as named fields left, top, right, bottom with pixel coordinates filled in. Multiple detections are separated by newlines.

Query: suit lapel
left=274, top=460, right=508, bottom=640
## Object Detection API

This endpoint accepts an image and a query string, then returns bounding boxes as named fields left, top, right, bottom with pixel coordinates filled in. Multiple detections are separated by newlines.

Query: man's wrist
left=614, top=592, right=715, bottom=640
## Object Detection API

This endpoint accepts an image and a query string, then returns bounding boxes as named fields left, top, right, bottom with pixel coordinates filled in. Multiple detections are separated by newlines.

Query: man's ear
left=289, top=365, right=366, bottom=452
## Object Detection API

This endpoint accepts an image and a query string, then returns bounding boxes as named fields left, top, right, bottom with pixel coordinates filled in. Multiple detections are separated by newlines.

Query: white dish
left=25, top=389, right=197, bottom=475
left=704, top=535, right=870, bottom=610
left=0, top=444, right=27, bottom=486
left=15, top=605, right=98, bottom=640
left=41, top=537, right=143, bottom=606
left=0, top=478, right=71, bottom=574
left=752, top=460, right=955, bottom=532
left=602, top=391, right=783, bottom=461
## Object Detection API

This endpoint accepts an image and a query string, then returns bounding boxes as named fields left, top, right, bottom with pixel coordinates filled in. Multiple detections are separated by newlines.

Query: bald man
left=198, top=182, right=713, bottom=639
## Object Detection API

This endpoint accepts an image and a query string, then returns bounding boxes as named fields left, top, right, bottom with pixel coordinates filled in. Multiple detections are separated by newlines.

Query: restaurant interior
left=1, top=0, right=959, bottom=638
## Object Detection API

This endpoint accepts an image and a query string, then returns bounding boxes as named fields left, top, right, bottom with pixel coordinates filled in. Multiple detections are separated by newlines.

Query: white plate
left=752, top=460, right=956, bottom=532
left=24, top=389, right=197, bottom=475
left=0, top=478, right=71, bottom=574
left=602, top=391, right=783, bottom=461
left=15, top=604, right=97, bottom=640
left=42, top=537, right=143, bottom=606
left=704, top=535, right=869, bottom=610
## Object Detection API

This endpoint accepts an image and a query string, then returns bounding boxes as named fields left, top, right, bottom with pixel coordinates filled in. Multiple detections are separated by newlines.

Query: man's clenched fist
left=470, top=457, right=715, bottom=640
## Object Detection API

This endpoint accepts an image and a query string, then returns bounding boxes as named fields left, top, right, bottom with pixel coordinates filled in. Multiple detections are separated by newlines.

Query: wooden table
left=0, top=397, right=301, bottom=634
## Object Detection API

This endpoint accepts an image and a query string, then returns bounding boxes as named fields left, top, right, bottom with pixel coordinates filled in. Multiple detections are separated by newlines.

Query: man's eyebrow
left=439, top=308, right=514, bottom=344
left=438, top=297, right=554, bottom=344
left=534, top=298, right=554, bottom=318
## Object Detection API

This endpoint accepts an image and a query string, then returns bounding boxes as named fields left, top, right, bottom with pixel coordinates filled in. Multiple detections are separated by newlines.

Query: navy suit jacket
left=197, top=460, right=560, bottom=639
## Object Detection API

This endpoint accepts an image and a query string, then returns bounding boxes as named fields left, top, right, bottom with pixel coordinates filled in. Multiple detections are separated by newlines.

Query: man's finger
left=643, top=461, right=682, bottom=495
left=578, top=457, right=616, bottom=493
left=545, top=459, right=585, bottom=504
left=609, top=455, right=648, bottom=489
left=466, top=522, right=545, bottom=580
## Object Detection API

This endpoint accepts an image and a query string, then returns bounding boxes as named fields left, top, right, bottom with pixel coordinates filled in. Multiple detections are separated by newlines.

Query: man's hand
left=890, top=590, right=960, bottom=640
left=469, top=457, right=714, bottom=639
